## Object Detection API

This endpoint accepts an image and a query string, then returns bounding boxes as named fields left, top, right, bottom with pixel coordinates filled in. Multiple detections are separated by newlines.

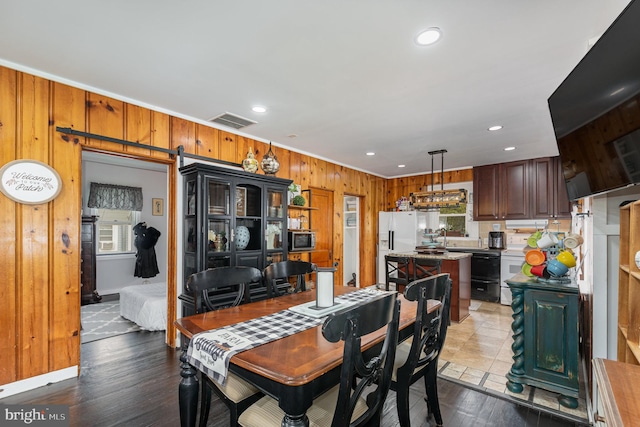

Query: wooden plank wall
left=0, top=64, right=399, bottom=386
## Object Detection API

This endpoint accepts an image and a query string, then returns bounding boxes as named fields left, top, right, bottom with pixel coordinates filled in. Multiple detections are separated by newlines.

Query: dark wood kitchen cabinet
left=474, top=157, right=571, bottom=221
left=473, top=160, right=529, bottom=220
left=530, top=157, right=572, bottom=219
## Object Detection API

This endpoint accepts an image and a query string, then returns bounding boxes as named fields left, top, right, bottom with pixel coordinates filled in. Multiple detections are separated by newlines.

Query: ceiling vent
left=208, top=112, right=257, bottom=129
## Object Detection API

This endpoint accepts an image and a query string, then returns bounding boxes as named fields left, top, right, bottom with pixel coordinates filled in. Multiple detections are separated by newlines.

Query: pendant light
left=410, top=149, right=467, bottom=210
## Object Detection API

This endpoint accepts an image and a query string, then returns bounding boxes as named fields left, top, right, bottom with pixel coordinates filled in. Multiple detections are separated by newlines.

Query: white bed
left=120, top=282, right=167, bottom=331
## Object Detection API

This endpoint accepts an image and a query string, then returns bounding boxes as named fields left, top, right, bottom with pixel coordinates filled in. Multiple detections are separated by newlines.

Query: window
left=439, top=204, right=467, bottom=237
left=96, top=209, right=140, bottom=255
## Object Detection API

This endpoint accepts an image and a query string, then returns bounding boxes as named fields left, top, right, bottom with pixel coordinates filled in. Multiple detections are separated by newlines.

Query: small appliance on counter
left=488, top=231, right=505, bottom=249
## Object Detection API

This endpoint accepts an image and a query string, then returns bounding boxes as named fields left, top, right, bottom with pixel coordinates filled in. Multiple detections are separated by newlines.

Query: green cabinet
left=505, top=275, right=579, bottom=408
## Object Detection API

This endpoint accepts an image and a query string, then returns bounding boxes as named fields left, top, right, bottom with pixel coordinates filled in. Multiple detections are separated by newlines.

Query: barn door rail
left=55, top=127, right=241, bottom=169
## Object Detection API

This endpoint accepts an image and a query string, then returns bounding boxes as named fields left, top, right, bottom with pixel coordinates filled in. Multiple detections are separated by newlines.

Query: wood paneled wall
left=0, top=63, right=475, bottom=387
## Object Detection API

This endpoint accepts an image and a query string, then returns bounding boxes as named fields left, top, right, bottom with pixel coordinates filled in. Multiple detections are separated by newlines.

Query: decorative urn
left=260, top=142, right=280, bottom=175
left=242, top=147, right=259, bottom=173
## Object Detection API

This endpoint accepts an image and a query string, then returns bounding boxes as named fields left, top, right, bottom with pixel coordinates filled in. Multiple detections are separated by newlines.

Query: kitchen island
left=389, top=251, right=471, bottom=322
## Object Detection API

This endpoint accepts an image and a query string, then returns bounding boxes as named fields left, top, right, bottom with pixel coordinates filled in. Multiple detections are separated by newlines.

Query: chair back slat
left=262, top=260, right=315, bottom=296
left=185, top=266, right=263, bottom=313
left=321, top=293, right=400, bottom=427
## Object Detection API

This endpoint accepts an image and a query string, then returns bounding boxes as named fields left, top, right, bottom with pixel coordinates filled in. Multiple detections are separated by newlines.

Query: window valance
left=87, top=182, right=143, bottom=211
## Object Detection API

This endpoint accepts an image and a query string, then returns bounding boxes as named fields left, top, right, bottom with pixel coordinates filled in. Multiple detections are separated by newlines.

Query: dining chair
left=262, top=260, right=315, bottom=297
left=385, top=254, right=411, bottom=292
left=412, top=257, right=442, bottom=281
left=390, top=273, right=451, bottom=427
left=238, top=292, right=401, bottom=427
left=185, top=266, right=264, bottom=427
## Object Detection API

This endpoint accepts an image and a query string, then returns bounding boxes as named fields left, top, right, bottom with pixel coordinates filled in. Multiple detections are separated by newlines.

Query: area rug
left=81, top=301, right=141, bottom=344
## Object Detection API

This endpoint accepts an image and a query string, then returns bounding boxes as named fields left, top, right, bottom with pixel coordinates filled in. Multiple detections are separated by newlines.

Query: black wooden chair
left=385, top=255, right=411, bottom=292
left=238, top=293, right=401, bottom=427
left=413, top=257, right=442, bottom=281
left=262, top=260, right=315, bottom=297
left=185, top=266, right=264, bottom=427
left=390, top=273, right=451, bottom=427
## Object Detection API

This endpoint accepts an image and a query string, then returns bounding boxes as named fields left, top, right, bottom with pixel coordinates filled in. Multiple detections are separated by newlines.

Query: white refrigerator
left=377, top=211, right=438, bottom=284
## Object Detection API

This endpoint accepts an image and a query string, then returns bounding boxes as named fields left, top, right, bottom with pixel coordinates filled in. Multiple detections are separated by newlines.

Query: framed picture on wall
left=236, top=187, right=246, bottom=216
left=152, top=198, right=164, bottom=216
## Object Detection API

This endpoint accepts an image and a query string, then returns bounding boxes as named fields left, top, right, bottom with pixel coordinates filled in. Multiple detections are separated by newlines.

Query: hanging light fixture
left=410, top=149, right=468, bottom=210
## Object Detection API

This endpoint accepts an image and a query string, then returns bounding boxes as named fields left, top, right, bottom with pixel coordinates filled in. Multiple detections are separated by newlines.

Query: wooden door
left=553, top=157, right=573, bottom=218
left=530, top=157, right=554, bottom=219
left=473, top=164, right=500, bottom=221
left=500, top=160, right=530, bottom=219
left=309, top=188, right=334, bottom=268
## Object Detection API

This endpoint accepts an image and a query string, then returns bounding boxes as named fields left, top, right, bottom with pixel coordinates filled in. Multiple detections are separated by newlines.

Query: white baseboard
left=0, top=366, right=78, bottom=399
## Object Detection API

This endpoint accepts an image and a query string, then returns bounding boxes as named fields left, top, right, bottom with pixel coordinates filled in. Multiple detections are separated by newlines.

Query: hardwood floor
left=2, top=332, right=588, bottom=426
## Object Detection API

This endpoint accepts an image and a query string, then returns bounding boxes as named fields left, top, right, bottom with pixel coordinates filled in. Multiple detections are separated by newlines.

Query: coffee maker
left=488, top=231, right=505, bottom=249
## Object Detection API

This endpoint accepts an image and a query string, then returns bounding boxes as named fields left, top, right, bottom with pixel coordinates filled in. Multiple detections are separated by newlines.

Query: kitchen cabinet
left=617, top=199, right=640, bottom=364
left=473, top=157, right=571, bottom=221
left=473, top=160, right=529, bottom=220
left=179, top=163, right=292, bottom=315
left=505, top=274, right=579, bottom=408
left=530, top=157, right=572, bottom=219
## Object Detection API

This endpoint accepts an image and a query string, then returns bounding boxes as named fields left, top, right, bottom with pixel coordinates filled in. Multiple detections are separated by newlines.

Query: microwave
left=288, top=230, right=316, bottom=252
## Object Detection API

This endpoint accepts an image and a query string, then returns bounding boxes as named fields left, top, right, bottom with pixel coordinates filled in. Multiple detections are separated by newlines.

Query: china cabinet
left=179, top=163, right=292, bottom=314
left=81, top=216, right=101, bottom=305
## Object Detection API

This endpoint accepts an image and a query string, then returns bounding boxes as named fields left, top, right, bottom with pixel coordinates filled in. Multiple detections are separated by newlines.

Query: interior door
left=309, top=188, right=334, bottom=269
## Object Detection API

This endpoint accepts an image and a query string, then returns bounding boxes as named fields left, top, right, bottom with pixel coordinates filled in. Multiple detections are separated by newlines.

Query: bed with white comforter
left=119, top=282, right=167, bottom=331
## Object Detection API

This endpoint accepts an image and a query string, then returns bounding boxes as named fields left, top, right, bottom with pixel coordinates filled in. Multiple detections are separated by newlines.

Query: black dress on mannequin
left=133, top=222, right=161, bottom=278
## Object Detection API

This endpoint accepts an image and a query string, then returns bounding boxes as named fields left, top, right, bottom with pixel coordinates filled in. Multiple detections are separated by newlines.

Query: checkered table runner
left=187, top=288, right=391, bottom=385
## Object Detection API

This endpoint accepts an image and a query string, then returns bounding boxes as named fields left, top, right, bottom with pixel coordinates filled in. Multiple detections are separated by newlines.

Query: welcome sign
left=0, top=159, right=62, bottom=204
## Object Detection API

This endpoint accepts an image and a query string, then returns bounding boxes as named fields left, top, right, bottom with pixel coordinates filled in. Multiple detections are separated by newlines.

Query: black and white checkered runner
left=187, top=288, right=391, bottom=385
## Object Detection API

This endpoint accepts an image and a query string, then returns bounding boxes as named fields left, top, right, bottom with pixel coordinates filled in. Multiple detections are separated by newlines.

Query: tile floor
left=437, top=300, right=590, bottom=424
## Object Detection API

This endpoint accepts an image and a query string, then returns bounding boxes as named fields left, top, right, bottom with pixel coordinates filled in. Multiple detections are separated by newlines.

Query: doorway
left=309, top=188, right=334, bottom=269
left=343, top=195, right=360, bottom=287
left=80, top=151, right=170, bottom=346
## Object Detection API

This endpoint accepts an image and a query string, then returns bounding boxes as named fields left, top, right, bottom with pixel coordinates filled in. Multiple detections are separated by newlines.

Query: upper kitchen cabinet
left=473, top=160, right=529, bottom=220
left=530, top=157, right=572, bottom=219
left=474, top=157, right=572, bottom=221
left=180, top=163, right=292, bottom=286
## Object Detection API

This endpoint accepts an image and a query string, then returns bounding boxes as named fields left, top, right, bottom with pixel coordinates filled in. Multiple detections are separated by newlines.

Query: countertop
left=388, top=251, right=472, bottom=260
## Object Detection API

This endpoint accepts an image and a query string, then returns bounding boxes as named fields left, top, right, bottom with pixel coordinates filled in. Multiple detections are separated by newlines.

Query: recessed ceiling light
left=504, top=146, right=516, bottom=151
left=252, top=106, right=267, bottom=113
left=398, top=164, right=406, bottom=168
left=366, top=152, right=375, bottom=156
left=415, top=28, right=442, bottom=46
left=488, top=125, right=503, bottom=131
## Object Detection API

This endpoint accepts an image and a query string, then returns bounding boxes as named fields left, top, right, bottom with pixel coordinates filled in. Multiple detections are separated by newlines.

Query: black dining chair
left=262, top=260, right=316, bottom=297
left=385, top=254, right=411, bottom=292
left=185, top=266, right=264, bottom=427
left=390, top=273, right=451, bottom=427
left=238, top=292, right=401, bottom=427
left=412, top=257, right=442, bottom=281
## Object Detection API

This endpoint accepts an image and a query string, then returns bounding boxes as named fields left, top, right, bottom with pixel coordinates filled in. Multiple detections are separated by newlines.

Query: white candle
left=316, top=272, right=334, bottom=308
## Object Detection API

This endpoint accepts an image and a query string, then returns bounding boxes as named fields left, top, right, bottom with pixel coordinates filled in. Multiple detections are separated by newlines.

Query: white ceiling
left=0, top=1, right=631, bottom=178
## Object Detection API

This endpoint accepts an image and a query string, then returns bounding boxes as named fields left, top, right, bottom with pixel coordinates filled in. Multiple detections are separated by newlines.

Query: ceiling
left=0, top=1, right=632, bottom=178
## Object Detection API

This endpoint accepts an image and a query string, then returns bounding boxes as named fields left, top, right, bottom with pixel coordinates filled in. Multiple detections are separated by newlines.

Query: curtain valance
left=87, top=182, right=143, bottom=211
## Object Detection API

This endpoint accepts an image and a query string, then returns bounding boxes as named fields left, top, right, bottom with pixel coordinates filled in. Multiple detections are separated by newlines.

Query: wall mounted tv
left=548, top=0, right=640, bottom=201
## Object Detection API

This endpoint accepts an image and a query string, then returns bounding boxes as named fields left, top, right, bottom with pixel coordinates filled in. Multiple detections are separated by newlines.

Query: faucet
left=439, top=228, right=447, bottom=248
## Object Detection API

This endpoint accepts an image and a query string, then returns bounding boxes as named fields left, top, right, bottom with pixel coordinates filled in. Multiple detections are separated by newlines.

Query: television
left=548, top=0, right=640, bottom=201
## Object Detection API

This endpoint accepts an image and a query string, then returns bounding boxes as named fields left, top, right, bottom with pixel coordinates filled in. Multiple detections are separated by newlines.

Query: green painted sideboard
left=505, top=273, right=580, bottom=408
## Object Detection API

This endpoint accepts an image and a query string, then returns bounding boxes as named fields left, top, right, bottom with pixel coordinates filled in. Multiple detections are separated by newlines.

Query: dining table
left=174, top=285, right=441, bottom=427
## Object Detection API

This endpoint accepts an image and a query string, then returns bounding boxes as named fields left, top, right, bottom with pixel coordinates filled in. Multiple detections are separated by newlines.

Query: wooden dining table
left=174, top=286, right=441, bottom=427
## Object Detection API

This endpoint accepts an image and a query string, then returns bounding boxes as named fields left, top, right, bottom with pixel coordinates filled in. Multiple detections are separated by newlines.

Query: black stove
left=447, top=248, right=501, bottom=302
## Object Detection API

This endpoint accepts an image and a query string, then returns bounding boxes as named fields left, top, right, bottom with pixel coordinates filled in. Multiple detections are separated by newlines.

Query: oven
left=499, top=233, right=529, bottom=305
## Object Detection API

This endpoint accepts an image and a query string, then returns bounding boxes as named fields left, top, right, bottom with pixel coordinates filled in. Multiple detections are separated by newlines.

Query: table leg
left=178, top=344, right=199, bottom=427
left=282, top=413, right=309, bottom=427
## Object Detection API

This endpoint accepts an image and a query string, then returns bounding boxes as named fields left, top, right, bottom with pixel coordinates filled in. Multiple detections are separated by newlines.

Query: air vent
left=208, top=112, right=257, bottom=129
